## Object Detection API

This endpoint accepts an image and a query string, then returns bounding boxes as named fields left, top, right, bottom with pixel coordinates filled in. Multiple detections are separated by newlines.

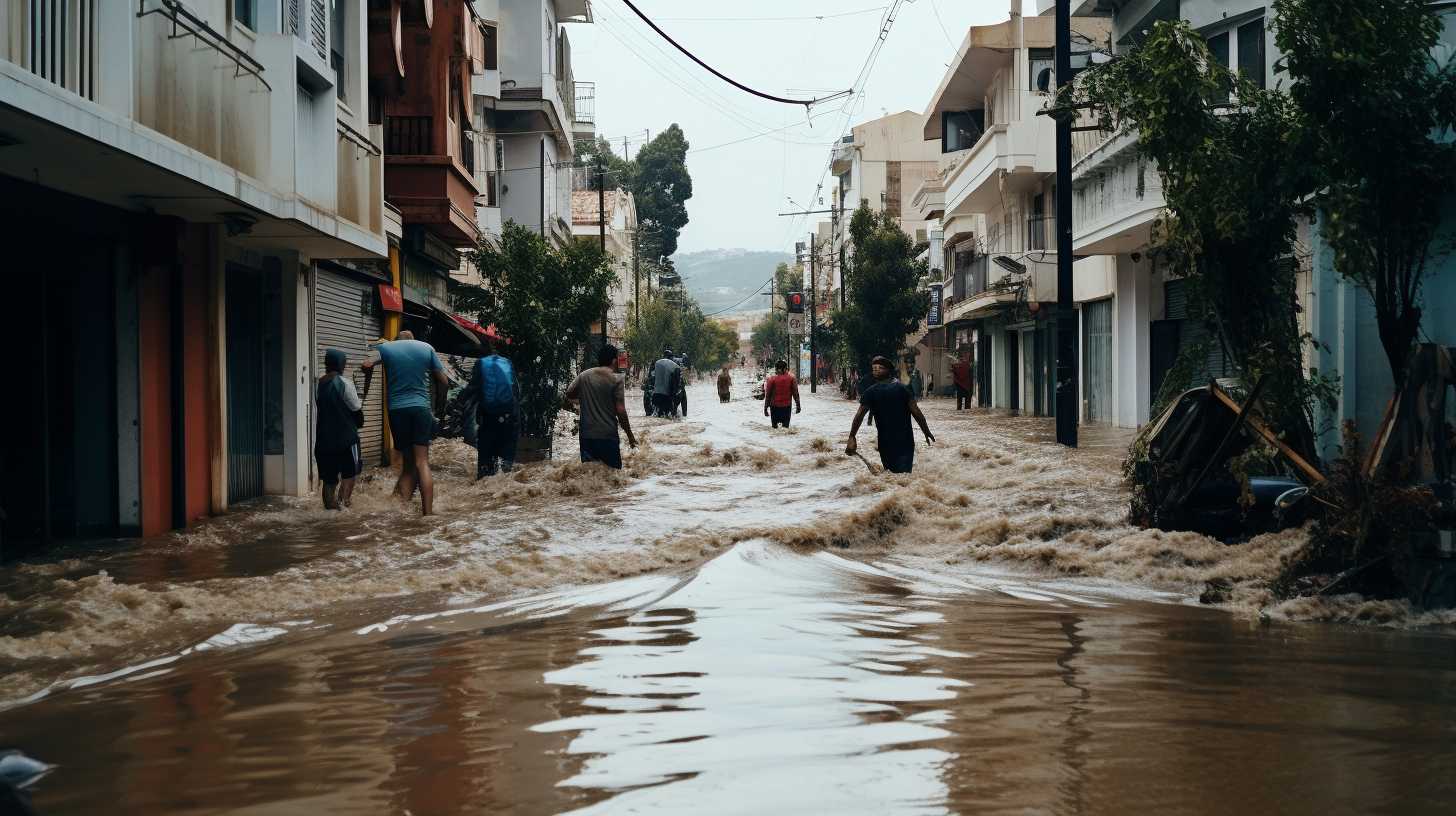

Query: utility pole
left=809, top=232, right=818, bottom=393
left=598, top=155, right=608, bottom=345
left=1054, top=0, right=1078, bottom=447
left=632, top=228, right=639, bottom=328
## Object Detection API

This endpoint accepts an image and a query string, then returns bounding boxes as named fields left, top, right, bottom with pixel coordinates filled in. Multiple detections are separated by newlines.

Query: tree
left=622, top=291, right=732, bottom=372
left=1274, top=0, right=1456, bottom=387
left=750, top=311, right=789, bottom=363
left=574, top=135, right=635, bottom=192
left=461, top=223, right=615, bottom=439
left=828, top=205, right=928, bottom=379
left=632, top=124, right=693, bottom=260
left=697, top=320, right=740, bottom=371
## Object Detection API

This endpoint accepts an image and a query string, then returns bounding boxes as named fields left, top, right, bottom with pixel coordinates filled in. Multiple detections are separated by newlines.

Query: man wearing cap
left=315, top=348, right=364, bottom=510
left=846, top=354, right=935, bottom=474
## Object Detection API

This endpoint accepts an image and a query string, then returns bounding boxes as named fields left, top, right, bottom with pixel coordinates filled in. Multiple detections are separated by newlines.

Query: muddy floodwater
left=3, top=383, right=1456, bottom=814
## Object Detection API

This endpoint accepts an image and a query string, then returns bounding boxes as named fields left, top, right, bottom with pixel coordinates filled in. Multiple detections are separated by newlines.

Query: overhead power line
left=615, top=0, right=853, bottom=108
left=657, top=6, right=889, bottom=23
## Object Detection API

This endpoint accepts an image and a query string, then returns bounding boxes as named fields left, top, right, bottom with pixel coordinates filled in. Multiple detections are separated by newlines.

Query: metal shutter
left=315, top=268, right=386, bottom=467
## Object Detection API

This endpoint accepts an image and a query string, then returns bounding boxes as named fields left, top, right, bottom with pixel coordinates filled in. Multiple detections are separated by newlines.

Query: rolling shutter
left=315, top=267, right=386, bottom=467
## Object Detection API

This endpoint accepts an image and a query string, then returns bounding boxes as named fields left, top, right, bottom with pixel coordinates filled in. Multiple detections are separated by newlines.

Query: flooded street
left=4, top=383, right=1456, bottom=814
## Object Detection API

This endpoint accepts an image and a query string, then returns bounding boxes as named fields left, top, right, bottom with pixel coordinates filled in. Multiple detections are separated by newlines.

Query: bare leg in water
left=396, top=454, right=418, bottom=502
left=412, top=444, right=435, bottom=515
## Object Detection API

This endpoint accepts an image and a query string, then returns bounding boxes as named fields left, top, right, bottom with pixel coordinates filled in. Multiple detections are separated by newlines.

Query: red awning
left=447, top=312, right=510, bottom=344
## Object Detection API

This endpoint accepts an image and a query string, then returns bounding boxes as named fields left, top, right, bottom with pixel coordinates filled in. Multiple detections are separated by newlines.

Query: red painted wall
left=180, top=225, right=213, bottom=525
left=138, top=261, right=173, bottom=538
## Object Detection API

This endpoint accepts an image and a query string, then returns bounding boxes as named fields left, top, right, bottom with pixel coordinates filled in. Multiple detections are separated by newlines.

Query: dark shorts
left=389, top=406, right=434, bottom=451
left=652, top=393, right=675, bottom=416
left=580, top=437, right=623, bottom=469
left=316, top=444, right=361, bottom=485
left=879, top=447, right=914, bottom=474
left=770, top=406, right=792, bottom=428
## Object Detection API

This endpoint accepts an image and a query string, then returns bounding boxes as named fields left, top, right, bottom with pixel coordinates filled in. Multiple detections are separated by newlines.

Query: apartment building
left=0, top=0, right=386, bottom=545
left=827, top=110, right=941, bottom=307
left=496, top=0, right=593, bottom=247
left=916, top=8, right=1110, bottom=417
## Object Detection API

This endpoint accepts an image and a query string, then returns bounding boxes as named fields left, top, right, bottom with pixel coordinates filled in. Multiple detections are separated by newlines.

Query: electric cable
left=615, top=0, right=852, bottom=108
left=701, top=278, right=778, bottom=317
left=657, top=6, right=889, bottom=23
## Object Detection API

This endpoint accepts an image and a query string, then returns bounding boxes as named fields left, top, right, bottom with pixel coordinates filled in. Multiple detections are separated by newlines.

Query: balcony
left=574, top=81, right=596, bottom=131
left=911, top=173, right=947, bottom=222
left=382, top=114, right=481, bottom=247
left=1071, top=128, right=1165, bottom=254
left=831, top=135, right=855, bottom=175
left=942, top=114, right=1056, bottom=219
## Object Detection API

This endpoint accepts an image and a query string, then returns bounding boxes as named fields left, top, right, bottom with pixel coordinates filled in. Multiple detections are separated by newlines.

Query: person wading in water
left=361, top=330, right=448, bottom=515
left=845, top=355, right=935, bottom=474
left=763, top=359, right=801, bottom=428
left=315, top=348, right=364, bottom=510
left=717, top=365, right=732, bottom=403
left=564, top=344, right=638, bottom=469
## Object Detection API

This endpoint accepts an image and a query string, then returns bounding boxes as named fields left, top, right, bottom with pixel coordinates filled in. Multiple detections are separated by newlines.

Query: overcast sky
left=571, top=0, right=1038, bottom=255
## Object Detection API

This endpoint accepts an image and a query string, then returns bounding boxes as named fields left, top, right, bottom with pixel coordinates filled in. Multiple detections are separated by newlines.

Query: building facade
left=0, top=0, right=386, bottom=546
left=571, top=188, right=639, bottom=347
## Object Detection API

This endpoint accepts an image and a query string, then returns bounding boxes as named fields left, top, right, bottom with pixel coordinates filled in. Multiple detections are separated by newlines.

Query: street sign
left=928, top=283, right=944, bottom=327
left=787, top=314, right=805, bottom=334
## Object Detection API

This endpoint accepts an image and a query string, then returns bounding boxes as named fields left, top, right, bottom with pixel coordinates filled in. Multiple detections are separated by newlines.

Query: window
left=484, top=24, right=498, bottom=70
left=1237, top=19, right=1265, bottom=90
left=1206, top=31, right=1230, bottom=102
left=942, top=110, right=984, bottom=153
left=234, top=0, right=256, bottom=30
left=331, top=0, right=348, bottom=103
left=1029, top=49, right=1055, bottom=94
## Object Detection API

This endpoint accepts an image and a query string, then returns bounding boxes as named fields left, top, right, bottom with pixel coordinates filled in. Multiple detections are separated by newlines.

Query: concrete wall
left=500, top=0, right=552, bottom=85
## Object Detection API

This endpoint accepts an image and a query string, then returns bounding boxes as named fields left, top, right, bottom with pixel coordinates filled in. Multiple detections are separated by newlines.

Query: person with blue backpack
left=471, top=335, right=520, bottom=478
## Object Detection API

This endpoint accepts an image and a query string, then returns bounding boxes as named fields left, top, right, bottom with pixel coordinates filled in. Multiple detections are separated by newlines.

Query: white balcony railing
left=16, top=0, right=99, bottom=101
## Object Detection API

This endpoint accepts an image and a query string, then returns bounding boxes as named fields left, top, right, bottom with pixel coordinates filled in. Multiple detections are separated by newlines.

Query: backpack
left=477, top=355, right=515, bottom=414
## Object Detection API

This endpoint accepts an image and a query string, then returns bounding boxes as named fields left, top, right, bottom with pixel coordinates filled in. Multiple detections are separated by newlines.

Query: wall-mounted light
left=993, top=255, right=1026, bottom=275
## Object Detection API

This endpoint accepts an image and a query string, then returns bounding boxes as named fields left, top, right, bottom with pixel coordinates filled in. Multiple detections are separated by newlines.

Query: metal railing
left=25, top=0, right=99, bottom=100
left=574, top=81, right=596, bottom=126
left=383, top=116, right=433, bottom=156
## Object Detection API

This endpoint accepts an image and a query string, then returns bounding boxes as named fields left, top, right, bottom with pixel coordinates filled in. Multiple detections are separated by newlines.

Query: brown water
left=3, top=385, right=1456, bottom=814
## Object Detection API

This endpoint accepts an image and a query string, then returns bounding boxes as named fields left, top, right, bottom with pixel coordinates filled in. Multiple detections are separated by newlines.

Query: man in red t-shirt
left=762, top=359, right=802, bottom=428
left=951, top=350, right=973, bottom=411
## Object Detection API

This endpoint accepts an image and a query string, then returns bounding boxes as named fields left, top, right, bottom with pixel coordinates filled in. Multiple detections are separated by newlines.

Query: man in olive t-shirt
left=565, top=344, right=638, bottom=469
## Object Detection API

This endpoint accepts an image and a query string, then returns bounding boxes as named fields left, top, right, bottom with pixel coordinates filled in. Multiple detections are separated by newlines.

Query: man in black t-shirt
left=846, top=355, right=935, bottom=473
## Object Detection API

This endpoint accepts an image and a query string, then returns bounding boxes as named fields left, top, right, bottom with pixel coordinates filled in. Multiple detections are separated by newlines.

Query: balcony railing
left=22, top=0, right=99, bottom=100
left=574, top=81, right=596, bottom=127
left=384, top=116, right=433, bottom=156
left=460, top=125, right=475, bottom=175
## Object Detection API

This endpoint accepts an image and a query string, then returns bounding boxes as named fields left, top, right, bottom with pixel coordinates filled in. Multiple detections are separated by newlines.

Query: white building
left=0, top=1, right=385, bottom=539
left=917, top=8, right=1110, bottom=416
left=496, top=0, right=593, bottom=246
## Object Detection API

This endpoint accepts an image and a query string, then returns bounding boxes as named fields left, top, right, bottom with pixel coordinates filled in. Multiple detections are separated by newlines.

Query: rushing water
left=3, top=382, right=1456, bottom=814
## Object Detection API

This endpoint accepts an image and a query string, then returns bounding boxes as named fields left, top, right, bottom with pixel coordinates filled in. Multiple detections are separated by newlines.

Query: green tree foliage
left=827, top=205, right=929, bottom=378
left=632, top=125, right=693, bottom=260
left=622, top=291, right=734, bottom=372
left=1274, top=0, right=1456, bottom=386
left=750, top=311, right=789, bottom=363
left=574, top=135, right=636, bottom=192
left=459, top=223, right=615, bottom=438
left=1067, top=20, right=1322, bottom=457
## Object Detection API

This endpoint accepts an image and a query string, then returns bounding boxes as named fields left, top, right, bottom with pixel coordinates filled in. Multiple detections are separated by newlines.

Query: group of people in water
left=312, top=335, right=937, bottom=516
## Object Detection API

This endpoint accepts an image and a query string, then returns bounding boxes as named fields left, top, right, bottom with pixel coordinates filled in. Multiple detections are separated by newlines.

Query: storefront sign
left=378, top=284, right=403, bottom=313
left=928, top=283, right=944, bottom=327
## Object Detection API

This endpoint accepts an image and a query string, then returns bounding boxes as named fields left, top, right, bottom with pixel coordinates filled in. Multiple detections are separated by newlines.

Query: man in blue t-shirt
left=361, top=330, right=448, bottom=515
left=846, top=355, right=935, bottom=474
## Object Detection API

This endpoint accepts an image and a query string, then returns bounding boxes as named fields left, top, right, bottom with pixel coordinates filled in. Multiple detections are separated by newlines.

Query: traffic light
left=787, top=292, right=805, bottom=314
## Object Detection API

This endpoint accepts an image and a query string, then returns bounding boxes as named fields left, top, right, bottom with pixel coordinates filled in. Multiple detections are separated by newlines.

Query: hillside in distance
left=673, top=249, right=793, bottom=316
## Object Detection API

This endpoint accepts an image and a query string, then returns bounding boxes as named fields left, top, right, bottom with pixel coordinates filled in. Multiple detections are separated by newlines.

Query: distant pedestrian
left=908, top=366, right=924, bottom=401
left=926, top=373, right=935, bottom=398
left=951, top=352, right=973, bottom=411
left=846, top=355, right=935, bottom=474
left=651, top=348, right=681, bottom=418
left=565, top=344, right=638, bottom=468
left=315, top=348, right=364, bottom=510
left=763, top=359, right=801, bottom=428
left=471, top=335, right=518, bottom=478
left=717, top=365, right=732, bottom=402
left=361, top=330, right=448, bottom=515
left=673, top=356, right=689, bottom=418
